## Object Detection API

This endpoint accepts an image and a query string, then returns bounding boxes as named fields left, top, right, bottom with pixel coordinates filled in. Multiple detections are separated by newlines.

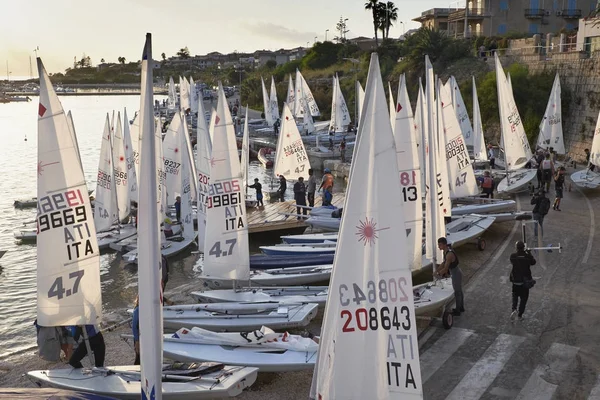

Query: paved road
left=420, top=176, right=600, bottom=400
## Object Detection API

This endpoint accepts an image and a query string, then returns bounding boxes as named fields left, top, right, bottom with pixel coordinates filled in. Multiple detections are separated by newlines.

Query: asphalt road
left=420, top=170, right=600, bottom=400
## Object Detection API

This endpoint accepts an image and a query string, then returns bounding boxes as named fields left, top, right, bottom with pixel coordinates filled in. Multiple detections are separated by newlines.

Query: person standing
left=530, top=189, right=551, bottom=238
left=132, top=296, right=140, bottom=365
left=277, top=175, right=287, bottom=202
left=68, top=325, right=105, bottom=368
left=318, top=168, right=334, bottom=206
left=478, top=170, right=495, bottom=198
left=273, top=118, right=280, bottom=136
left=174, top=196, right=181, bottom=222
left=488, top=145, right=496, bottom=169
left=340, top=137, right=347, bottom=163
left=306, top=169, right=316, bottom=207
left=248, top=178, right=264, bottom=207
left=540, top=153, right=554, bottom=192
left=294, top=177, right=307, bottom=219
left=553, top=166, right=565, bottom=211
left=509, top=241, right=536, bottom=321
left=436, top=237, right=464, bottom=316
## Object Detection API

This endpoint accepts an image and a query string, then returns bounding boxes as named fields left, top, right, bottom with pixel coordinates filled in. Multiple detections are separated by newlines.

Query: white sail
left=168, top=76, right=177, bottom=110
left=189, top=76, right=198, bottom=116
left=66, top=111, right=83, bottom=171
left=162, top=113, right=184, bottom=204
left=394, top=74, right=423, bottom=271
left=36, top=57, right=102, bottom=327
left=424, top=56, right=447, bottom=263
left=202, top=83, right=249, bottom=281
left=112, top=112, right=130, bottom=221
left=294, top=69, right=303, bottom=119
left=180, top=76, right=191, bottom=112
left=130, top=112, right=141, bottom=198
left=440, top=81, right=479, bottom=198
left=414, top=81, right=426, bottom=195
left=436, top=85, right=452, bottom=218
left=182, top=115, right=198, bottom=202
left=180, top=127, right=195, bottom=241
left=156, top=119, right=167, bottom=226
left=356, top=81, right=365, bottom=127
left=123, top=109, right=139, bottom=203
left=495, top=54, right=532, bottom=171
left=261, top=77, right=273, bottom=127
left=274, top=104, right=311, bottom=180
left=270, top=76, right=280, bottom=122
left=472, top=77, right=488, bottom=162
left=590, top=110, right=600, bottom=167
left=312, top=52, right=422, bottom=400
left=537, top=73, right=564, bottom=154
left=330, top=74, right=351, bottom=132
left=329, top=76, right=337, bottom=132
left=301, top=83, right=315, bottom=135
left=450, top=76, right=474, bottom=150
left=241, top=108, right=249, bottom=187
left=286, top=74, right=295, bottom=114
left=388, top=81, right=396, bottom=133
left=196, top=103, right=213, bottom=252
left=95, top=115, right=118, bottom=232
left=295, top=69, right=320, bottom=118
left=208, top=107, right=217, bottom=143
left=137, top=34, right=163, bottom=400
left=507, top=72, right=513, bottom=94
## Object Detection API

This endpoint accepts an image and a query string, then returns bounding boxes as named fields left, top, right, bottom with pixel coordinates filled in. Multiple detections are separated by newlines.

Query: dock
left=247, top=193, right=345, bottom=235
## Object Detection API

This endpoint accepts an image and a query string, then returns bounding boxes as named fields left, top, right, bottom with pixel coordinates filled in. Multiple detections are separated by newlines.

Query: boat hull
left=571, top=169, right=600, bottom=189
left=497, top=169, right=537, bottom=193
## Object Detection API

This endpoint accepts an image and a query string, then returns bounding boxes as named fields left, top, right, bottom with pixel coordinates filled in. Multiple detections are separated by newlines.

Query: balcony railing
left=524, top=8, right=546, bottom=18
left=448, top=8, right=490, bottom=21
left=561, top=9, right=582, bottom=18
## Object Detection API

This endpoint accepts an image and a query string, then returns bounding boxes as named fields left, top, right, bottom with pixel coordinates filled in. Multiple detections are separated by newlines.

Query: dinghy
left=191, top=286, right=329, bottom=306
left=161, top=326, right=318, bottom=372
left=259, top=243, right=336, bottom=257
left=495, top=54, right=536, bottom=194
left=311, top=53, right=423, bottom=399
left=162, top=302, right=319, bottom=331
left=96, top=225, right=137, bottom=250
left=451, top=199, right=516, bottom=215
left=13, top=198, right=38, bottom=208
left=249, top=253, right=334, bottom=269
left=571, top=109, right=600, bottom=188
left=536, top=73, right=564, bottom=154
left=13, top=229, right=37, bottom=243
left=257, top=148, right=274, bottom=167
left=28, top=364, right=257, bottom=400
left=413, top=277, right=455, bottom=315
left=280, top=232, right=338, bottom=244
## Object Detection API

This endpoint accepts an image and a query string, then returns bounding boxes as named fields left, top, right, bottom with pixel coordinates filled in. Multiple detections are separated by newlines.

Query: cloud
left=242, top=22, right=317, bottom=46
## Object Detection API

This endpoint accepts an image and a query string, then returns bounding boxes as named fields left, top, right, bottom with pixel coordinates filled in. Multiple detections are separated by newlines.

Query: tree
left=100, top=58, right=105, bottom=63
left=161, top=52, right=166, bottom=61
left=365, top=0, right=380, bottom=47
left=265, top=59, right=277, bottom=70
left=118, top=56, right=126, bottom=65
left=177, top=47, right=190, bottom=59
left=383, top=2, right=398, bottom=39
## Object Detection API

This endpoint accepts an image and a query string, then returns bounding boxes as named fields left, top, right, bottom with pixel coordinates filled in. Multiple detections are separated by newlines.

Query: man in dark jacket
left=510, top=241, right=536, bottom=321
left=277, top=175, right=287, bottom=202
left=294, top=177, right=307, bottom=219
left=530, top=189, right=550, bottom=238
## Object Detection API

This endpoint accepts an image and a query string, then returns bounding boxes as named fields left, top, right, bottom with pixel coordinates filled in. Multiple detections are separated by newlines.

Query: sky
left=1, top=0, right=456, bottom=78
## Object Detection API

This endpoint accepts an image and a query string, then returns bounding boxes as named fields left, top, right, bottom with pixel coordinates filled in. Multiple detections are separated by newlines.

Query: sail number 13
left=400, top=171, right=418, bottom=202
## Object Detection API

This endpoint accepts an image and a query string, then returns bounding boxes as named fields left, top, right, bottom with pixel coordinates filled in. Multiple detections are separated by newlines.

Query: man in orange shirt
left=318, top=168, right=334, bottom=206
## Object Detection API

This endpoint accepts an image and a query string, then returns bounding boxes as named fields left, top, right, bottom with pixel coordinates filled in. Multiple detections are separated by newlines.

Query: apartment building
left=414, top=0, right=597, bottom=37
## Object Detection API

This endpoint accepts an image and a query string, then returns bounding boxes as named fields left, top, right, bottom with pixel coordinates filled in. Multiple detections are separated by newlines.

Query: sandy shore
left=0, top=220, right=513, bottom=398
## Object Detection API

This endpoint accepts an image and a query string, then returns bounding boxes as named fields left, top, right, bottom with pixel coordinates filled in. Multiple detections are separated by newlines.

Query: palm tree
left=364, top=0, right=380, bottom=47
left=384, top=2, right=398, bottom=39
left=161, top=52, right=166, bottom=61
left=118, top=56, right=126, bottom=65
left=376, top=3, right=387, bottom=39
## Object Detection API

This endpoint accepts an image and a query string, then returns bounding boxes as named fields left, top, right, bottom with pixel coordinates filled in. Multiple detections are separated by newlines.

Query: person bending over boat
left=509, top=241, right=536, bottom=321
left=248, top=178, right=264, bottom=207
left=68, top=325, right=105, bottom=368
left=435, top=237, right=464, bottom=316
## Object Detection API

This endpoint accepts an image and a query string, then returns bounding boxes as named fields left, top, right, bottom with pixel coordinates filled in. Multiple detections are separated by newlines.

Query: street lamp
left=343, top=58, right=360, bottom=126
left=399, top=21, right=406, bottom=36
left=314, top=36, right=318, bottom=44
left=325, top=29, right=329, bottom=42
left=306, top=41, right=310, bottom=48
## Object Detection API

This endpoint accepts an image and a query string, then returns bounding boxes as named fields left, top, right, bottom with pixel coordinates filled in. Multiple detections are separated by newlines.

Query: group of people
left=248, top=169, right=335, bottom=214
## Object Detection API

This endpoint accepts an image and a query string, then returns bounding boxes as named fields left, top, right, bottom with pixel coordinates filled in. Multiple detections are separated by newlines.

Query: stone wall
left=501, top=51, right=600, bottom=162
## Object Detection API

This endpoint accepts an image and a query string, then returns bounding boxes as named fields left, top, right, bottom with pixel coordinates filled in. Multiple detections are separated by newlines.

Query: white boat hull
left=571, top=169, right=600, bottom=189
left=162, top=302, right=319, bottom=331
left=14, top=229, right=37, bottom=242
left=97, top=225, right=137, bottom=250
left=27, top=364, right=258, bottom=399
left=191, top=287, right=329, bottom=306
left=451, top=199, right=516, bottom=215
left=280, top=232, right=339, bottom=244
left=123, top=235, right=196, bottom=262
left=414, top=278, right=455, bottom=315
left=497, top=169, right=537, bottom=193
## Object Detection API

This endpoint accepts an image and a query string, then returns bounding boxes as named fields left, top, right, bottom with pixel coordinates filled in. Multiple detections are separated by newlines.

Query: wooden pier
left=247, top=193, right=345, bottom=235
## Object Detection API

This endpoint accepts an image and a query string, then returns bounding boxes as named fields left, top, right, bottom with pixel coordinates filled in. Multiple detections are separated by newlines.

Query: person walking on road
left=531, top=189, right=551, bottom=238
left=540, top=153, right=555, bottom=192
left=553, top=166, right=565, bottom=211
left=510, top=241, right=536, bottom=321
left=306, top=169, right=316, bottom=207
left=293, top=177, right=307, bottom=219
left=436, top=237, right=464, bottom=316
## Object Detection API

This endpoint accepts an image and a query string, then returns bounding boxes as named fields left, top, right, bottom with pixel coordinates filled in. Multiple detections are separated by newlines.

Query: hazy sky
left=1, top=0, right=451, bottom=78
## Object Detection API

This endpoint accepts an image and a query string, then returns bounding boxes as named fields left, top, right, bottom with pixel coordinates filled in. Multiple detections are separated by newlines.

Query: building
left=577, top=16, right=600, bottom=52
left=414, top=1, right=597, bottom=38
left=348, top=36, right=378, bottom=51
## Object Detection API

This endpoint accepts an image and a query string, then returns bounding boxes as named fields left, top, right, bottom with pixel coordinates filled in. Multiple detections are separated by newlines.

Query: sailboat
left=167, top=76, right=177, bottom=110
left=286, top=74, right=295, bottom=114
left=571, top=109, right=600, bottom=188
left=240, top=107, right=258, bottom=208
left=471, top=76, right=488, bottom=164
left=311, top=52, right=422, bottom=400
left=389, top=81, right=396, bottom=132
left=261, top=76, right=274, bottom=127
left=196, top=97, right=212, bottom=251
left=356, top=80, right=365, bottom=127
left=495, top=55, right=537, bottom=193
left=328, top=74, right=351, bottom=133
left=536, top=73, right=564, bottom=154
left=28, top=36, right=258, bottom=400
left=270, top=76, right=280, bottom=123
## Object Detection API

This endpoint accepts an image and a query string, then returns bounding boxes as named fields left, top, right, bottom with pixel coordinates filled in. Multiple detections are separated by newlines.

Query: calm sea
left=0, top=95, right=343, bottom=359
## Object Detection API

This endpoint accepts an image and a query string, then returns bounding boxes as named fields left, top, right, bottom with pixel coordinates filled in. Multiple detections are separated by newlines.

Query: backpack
left=538, top=197, right=551, bottom=216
